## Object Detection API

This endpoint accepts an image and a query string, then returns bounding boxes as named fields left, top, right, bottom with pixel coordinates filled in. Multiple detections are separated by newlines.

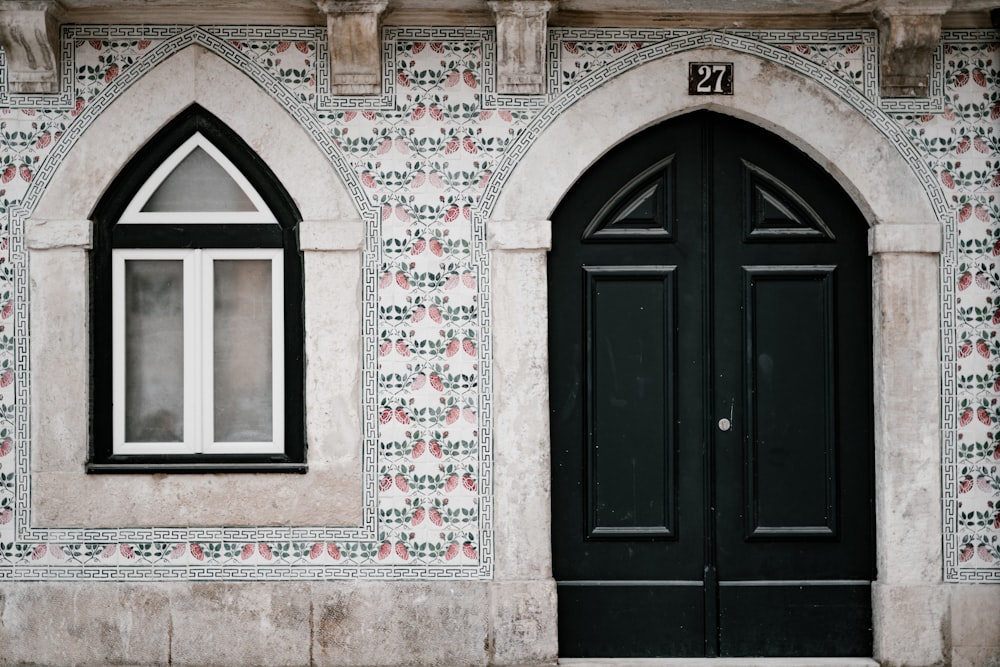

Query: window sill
left=86, top=462, right=308, bottom=474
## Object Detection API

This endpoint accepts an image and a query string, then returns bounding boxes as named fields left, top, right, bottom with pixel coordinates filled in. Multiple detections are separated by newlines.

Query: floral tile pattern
left=891, top=39, right=1000, bottom=579
left=0, top=25, right=996, bottom=581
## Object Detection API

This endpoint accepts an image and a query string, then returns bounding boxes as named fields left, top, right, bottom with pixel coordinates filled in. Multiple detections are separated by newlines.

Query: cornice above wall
left=0, top=0, right=997, bottom=95
left=36, top=0, right=998, bottom=27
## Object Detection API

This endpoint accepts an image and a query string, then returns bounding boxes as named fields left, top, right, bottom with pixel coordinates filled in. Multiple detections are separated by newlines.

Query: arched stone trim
left=32, top=43, right=359, bottom=223
left=26, top=45, right=367, bottom=530
left=488, top=45, right=945, bottom=664
left=490, top=45, right=938, bottom=226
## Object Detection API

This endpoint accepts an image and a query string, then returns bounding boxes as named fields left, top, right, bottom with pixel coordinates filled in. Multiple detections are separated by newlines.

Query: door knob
left=718, top=418, right=731, bottom=432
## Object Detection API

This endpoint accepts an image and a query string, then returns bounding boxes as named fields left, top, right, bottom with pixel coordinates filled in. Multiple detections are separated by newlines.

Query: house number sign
left=688, top=62, right=734, bottom=95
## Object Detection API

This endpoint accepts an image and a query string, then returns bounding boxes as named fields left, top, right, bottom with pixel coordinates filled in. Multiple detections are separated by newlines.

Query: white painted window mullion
left=183, top=251, right=199, bottom=455
left=110, top=251, right=127, bottom=454
left=271, top=253, right=285, bottom=454
left=193, top=249, right=210, bottom=454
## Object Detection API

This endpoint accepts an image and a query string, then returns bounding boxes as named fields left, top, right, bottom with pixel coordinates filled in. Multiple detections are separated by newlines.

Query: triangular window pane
left=142, top=147, right=258, bottom=213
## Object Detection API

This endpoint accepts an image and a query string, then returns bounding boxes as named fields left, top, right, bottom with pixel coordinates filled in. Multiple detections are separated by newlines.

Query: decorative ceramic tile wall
left=0, top=25, right=996, bottom=581
left=898, top=37, right=1000, bottom=581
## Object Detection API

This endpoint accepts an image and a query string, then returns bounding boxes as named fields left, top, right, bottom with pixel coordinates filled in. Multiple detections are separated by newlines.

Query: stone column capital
left=25, top=218, right=91, bottom=250
left=488, top=0, right=556, bottom=95
left=314, top=0, right=388, bottom=16
left=298, top=219, right=366, bottom=251
left=314, top=0, right=388, bottom=96
left=0, top=0, right=62, bottom=94
left=874, top=5, right=947, bottom=98
left=868, top=222, right=941, bottom=255
left=487, top=218, right=552, bottom=251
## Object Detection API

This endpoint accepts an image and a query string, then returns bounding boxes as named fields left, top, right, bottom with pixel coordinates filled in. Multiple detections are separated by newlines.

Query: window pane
left=125, top=260, right=185, bottom=442
left=142, top=147, right=257, bottom=212
left=213, top=259, right=273, bottom=442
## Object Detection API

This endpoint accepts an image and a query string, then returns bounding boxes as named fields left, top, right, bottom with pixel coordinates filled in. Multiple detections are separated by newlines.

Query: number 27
left=696, top=64, right=729, bottom=93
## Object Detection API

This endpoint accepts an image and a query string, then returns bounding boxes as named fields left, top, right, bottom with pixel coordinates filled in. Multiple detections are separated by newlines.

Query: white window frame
left=112, top=248, right=285, bottom=455
left=119, top=132, right=277, bottom=225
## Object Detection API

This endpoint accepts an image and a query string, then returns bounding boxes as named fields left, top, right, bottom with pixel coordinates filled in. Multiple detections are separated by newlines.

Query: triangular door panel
left=582, top=156, right=675, bottom=240
left=743, top=160, right=834, bottom=241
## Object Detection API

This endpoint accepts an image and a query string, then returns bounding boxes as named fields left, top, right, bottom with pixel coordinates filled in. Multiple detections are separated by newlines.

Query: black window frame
left=87, top=104, right=306, bottom=473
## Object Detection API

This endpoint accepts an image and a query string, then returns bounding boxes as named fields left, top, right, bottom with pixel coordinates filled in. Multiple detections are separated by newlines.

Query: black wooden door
left=549, top=112, right=874, bottom=658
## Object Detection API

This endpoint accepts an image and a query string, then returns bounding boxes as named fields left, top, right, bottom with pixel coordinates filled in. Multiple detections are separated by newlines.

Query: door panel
left=718, top=583, right=872, bottom=657
left=558, top=583, right=706, bottom=657
left=743, top=266, right=837, bottom=539
left=586, top=266, right=677, bottom=538
left=550, top=111, right=874, bottom=657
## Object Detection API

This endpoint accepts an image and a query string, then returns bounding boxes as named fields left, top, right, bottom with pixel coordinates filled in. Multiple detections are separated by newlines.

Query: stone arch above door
left=492, top=45, right=939, bottom=234
left=487, top=43, right=944, bottom=666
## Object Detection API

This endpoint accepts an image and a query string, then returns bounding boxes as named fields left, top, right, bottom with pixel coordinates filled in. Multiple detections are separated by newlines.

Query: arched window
left=89, top=105, right=304, bottom=472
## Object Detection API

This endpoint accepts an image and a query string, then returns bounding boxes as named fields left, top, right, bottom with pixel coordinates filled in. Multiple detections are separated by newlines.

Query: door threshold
left=558, top=659, right=879, bottom=667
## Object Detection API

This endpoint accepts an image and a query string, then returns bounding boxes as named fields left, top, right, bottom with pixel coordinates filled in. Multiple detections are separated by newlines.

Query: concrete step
left=558, top=660, right=879, bottom=667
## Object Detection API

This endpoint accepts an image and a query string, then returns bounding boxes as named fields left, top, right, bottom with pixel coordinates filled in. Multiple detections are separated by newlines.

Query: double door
left=549, top=112, right=874, bottom=657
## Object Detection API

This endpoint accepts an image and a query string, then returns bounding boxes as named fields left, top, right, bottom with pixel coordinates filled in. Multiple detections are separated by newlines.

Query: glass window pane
left=213, top=259, right=273, bottom=442
left=125, top=260, right=185, bottom=442
left=142, top=147, right=257, bottom=212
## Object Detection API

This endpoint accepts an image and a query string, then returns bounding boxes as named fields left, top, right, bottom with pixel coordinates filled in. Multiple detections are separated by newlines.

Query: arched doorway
left=549, top=111, right=874, bottom=657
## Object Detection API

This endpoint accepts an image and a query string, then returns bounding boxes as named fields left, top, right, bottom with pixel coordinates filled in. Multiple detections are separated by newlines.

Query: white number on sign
left=696, top=64, right=729, bottom=93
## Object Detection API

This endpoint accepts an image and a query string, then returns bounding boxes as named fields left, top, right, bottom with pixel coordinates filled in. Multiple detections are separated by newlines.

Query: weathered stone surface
left=300, top=219, right=367, bottom=251
left=25, top=218, right=91, bottom=249
left=316, top=0, right=388, bottom=95
left=487, top=218, right=551, bottom=250
left=304, top=247, right=364, bottom=503
left=876, top=7, right=945, bottom=97
left=0, top=583, right=172, bottom=666
left=488, top=0, right=554, bottom=94
left=29, top=247, right=89, bottom=474
left=32, top=467, right=362, bottom=526
left=491, top=248, right=553, bottom=581
left=953, top=646, right=1000, bottom=667
left=312, top=581, right=490, bottom=666
left=170, top=583, right=312, bottom=667
left=868, top=222, right=941, bottom=254
left=490, top=580, right=558, bottom=666
left=0, top=0, right=61, bottom=94
left=872, top=252, right=942, bottom=586
left=872, top=582, right=951, bottom=667
left=952, top=584, right=1000, bottom=659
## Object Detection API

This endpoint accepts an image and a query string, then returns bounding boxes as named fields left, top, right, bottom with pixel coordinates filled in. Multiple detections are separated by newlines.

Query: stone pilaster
left=487, top=217, right=559, bottom=665
left=869, top=221, right=945, bottom=666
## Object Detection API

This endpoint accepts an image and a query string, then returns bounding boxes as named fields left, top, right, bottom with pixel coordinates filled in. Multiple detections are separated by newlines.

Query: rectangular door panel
left=743, top=266, right=837, bottom=539
left=719, top=582, right=872, bottom=656
left=558, top=582, right=705, bottom=657
left=585, top=266, right=677, bottom=538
